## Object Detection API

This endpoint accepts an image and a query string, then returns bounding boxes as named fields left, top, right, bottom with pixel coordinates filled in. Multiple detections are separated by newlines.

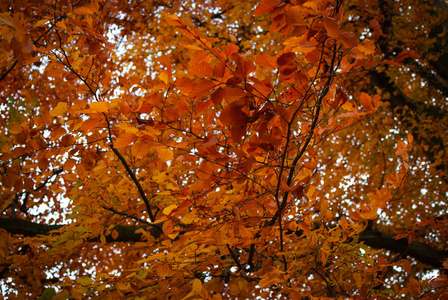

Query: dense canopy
left=0, top=0, right=447, bottom=299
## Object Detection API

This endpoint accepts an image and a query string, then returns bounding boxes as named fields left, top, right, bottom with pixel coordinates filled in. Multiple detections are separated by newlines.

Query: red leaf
left=277, top=52, right=296, bottom=66
left=211, top=88, right=225, bottom=106
left=395, top=50, right=419, bottom=62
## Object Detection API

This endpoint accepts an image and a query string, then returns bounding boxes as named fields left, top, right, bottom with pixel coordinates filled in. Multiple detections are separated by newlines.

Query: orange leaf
left=407, top=277, right=421, bottom=295
left=324, top=16, right=340, bottom=38
left=50, top=102, right=68, bottom=117
left=158, top=148, right=174, bottom=163
left=156, top=264, right=171, bottom=278
left=253, top=0, right=280, bottom=16
left=73, top=7, right=94, bottom=15
left=340, top=31, right=359, bottom=48
left=188, top=62, right=212, bottom=78
left=358, top=40, right=376, bottom=54
left=222, top=43, right=239, bottom=58
left=395, top=140, right=408, bottom=156
left=360, top=92, right=375, bottom=112
left=114, top=132, right=137, bottom=148
left=256, top=54, right=278, bottom=69
left=369, top=19, right=383, bottom=36
left=286, top=6, right=305, bottom=26
left=90, top=101, right=110, bottom=113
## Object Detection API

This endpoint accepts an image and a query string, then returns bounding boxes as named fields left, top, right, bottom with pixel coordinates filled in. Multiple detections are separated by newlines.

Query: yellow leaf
left=158, top=71, right=169, bottom=84
left=76, top=276, right=93, bottom=286
left=158, top=148, right=174, bottom=163
left=163, top=205, right=177, bottom=215
left=111, top=230, right=119, bottom=240
left=34, top=19, right=48, bottom=28
left=50, top=102, right=68, bottom=117
left=192, top=278, right=202, bottom=293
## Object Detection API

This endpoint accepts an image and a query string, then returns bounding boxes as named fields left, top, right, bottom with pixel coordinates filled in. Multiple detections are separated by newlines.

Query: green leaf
left=37, top=288, right=56, bottom=300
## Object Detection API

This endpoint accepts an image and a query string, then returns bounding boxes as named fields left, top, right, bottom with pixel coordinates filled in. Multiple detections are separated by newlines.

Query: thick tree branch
left=1, top=218, right=446, bottom=269
left=359, top=229, right=448, bottom=269
left=369, top=70, right=448, bottom=182
left=0, top=218, right=162, bottom=243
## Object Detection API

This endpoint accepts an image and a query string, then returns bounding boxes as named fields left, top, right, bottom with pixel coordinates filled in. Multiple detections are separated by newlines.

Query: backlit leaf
left=49, top=102, right=68, bottom=117
left=158, top=148, right=174, bottom=163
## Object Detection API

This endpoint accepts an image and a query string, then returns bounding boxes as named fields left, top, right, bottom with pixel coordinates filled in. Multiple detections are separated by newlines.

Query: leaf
left=286, top=6, right=305, bottom=26
left=73, top=7, right=94, bottom=15
left=258, top=274, right=281, bottom=288
left=211, top=88, right=225, bottom=106
left=90, top=101, right=110, bottom=113
left=222, top=43, right=239, bottom=58
left=360, top=92, right=375, bottom=112
left=111, top=230, right=119, bottom=240
left=192, top=278, right=202, bottom=293
left=114, top=132, right=137, bottom=148
left=324, top=16, right=340, bottom=38
left=158, top=148, right=174, bottom=163
left=33, top=19, right=49, bottom=28
left=49, top=102, right=68, bottom=117
left=76, top=276, right=93, bottom=286
left=163, top=205, right=177, bottom=215
left=253, top=0, right=280, bottom=16
left=358, top=40, right=376, bottom=55
left=395, top=140, right=408, bottom=156
left=277, top=52, right=296, bottom=66
left=256, top=54, right=277, bottom=69
left=156, top=264, right=171, bottom=278
left=37, top=288, right=56, bottom=300
left=340, top=31, right=359, bottom=48
left=407, top=277, right=421, bottom=295
left=369, top=19, right=383, bottom=36
left=394, top=50, right=419, bottom=62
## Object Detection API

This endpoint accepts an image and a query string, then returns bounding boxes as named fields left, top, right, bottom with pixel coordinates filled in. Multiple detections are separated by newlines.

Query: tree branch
left=359, top=229, right=448, bottom=269
left=368, top=70, right=448, bottom=182
left=1, top=218, right=446, bottom=269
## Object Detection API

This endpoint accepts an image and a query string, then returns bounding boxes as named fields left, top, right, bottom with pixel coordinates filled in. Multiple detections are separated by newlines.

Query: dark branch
left=0, top=218, right=446, bottom=269
left=359, top=229, right=448, bottom=269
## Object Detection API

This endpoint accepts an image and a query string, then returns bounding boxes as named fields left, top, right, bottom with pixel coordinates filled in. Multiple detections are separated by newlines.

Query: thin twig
left=102, top=205, right=162, bottom=231
left=0, top=59, right=18, bottom=83
left=109, top=144, right=156, bottom=222
left=227, top=244, right=245, bottom=272
left=311, top=268, right=336, bottom=298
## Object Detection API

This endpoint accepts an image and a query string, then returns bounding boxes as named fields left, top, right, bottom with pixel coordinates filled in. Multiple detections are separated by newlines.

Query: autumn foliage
left=0, top=0, right=447, bottom=299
